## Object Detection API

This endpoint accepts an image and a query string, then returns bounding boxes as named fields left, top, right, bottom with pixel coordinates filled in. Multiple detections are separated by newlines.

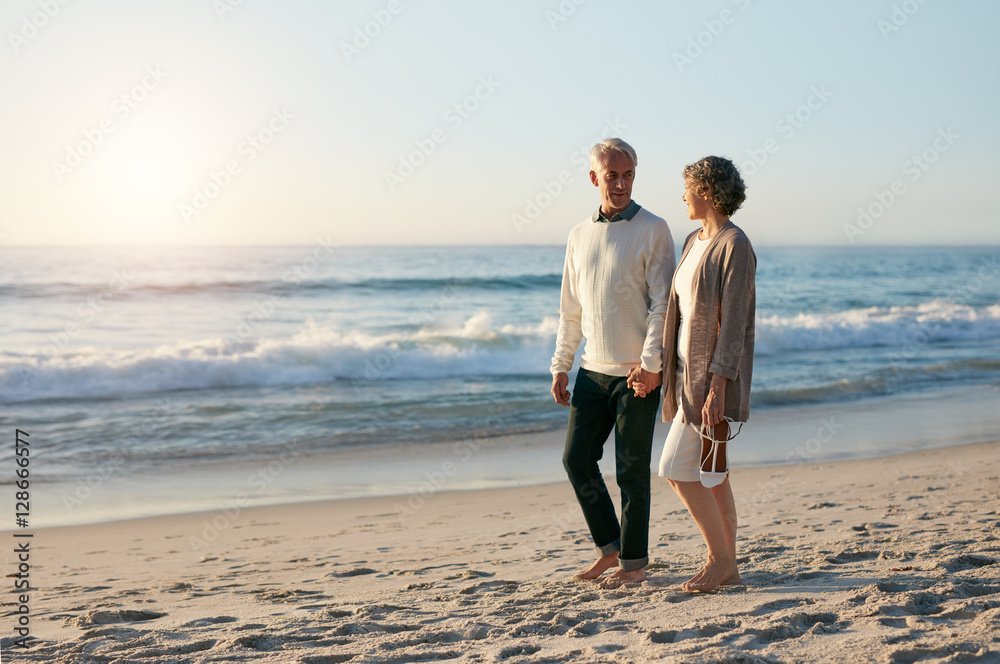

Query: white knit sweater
left=550, top=206, right=676, bottom=377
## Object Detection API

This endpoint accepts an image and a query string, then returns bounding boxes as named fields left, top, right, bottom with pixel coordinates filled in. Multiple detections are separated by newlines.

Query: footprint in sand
left=444, top=570, right=494, bottom=580
left=181, top=616, right=238, bottom=627
left=131, top=640, right=217, bottom=658
left=824, top=549, right=881, bottom=564
left=852, top=522, right=899, bottom=532
left=900, top=591, right=942, bottom=616
left=649, top=629, right=679, bottom=643
left=67, top=609, right=166, bottom=626
left=299, top=656, right=358, bottom=664
left=325, top=607, right=354, bottom=618
left=570, top=619, right=630, bottom=636
left=886, top=644, right=992, bottom=663
left=327, top=567, right=378, bottom=578
left=942, top=554, right=996, bottom=572
left=651, top=619, right=741, bottom=643
left=750, top=598, right=816, bottom=615
left=247, top=588, right=328, bottom=603
left=750, top=612, right=840, bottom=645
left=499, top=644, right=541, bottom=658
left=165, top=582, right=195, bottom=593
left=458, top=580, right=518, bottom=595
left=404, top=582, right=435, bottom=590
left=876, top=580, right=916, bottom=593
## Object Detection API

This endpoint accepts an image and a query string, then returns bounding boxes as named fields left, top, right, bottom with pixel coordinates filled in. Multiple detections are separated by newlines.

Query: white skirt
left=657, top=407, right=703, bottom=482
left=657, top=371, right=701, bottom=482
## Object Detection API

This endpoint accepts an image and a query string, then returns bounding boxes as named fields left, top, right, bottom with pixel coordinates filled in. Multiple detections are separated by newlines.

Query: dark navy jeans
left=562, top=367, right=659, bottom=571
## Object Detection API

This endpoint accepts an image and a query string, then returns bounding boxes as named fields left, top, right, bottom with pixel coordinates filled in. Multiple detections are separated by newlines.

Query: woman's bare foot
left=597, top=567, right=646, bottom=589
left=681, top=556, right=739, bottom=592
left=571, top=552, right=619, bottom=580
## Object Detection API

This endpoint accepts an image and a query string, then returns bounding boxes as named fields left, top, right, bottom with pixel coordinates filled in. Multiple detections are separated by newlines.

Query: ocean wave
left=753, top=358, right=1000, bottom=407
left=3, top=301, right=999, bottom=404
left=0, top=312, right=560, bottom=403
left=755, top=300, right=1000, bottom=355
left=0, top=274, right=563, bottom=299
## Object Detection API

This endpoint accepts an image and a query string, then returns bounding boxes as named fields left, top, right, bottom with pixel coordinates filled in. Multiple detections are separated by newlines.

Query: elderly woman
left=632, top=155, right=755, bottom=591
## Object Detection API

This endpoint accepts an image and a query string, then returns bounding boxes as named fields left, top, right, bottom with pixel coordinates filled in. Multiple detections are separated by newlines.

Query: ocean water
left=2, top=244, right=999, bottom=502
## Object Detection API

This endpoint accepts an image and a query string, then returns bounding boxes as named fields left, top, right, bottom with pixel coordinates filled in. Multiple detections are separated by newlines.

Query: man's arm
left=638, top=220, right=676, bottom=375
left=550, top=239, right=583, bottom=405
left=628, top=221, right=675, bottom=397
left=551, top=372, right=570, bottom=406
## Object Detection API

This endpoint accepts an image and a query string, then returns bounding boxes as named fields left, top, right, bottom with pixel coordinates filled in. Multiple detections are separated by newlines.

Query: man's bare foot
left=571, top=553, right=619, bottom=580
left=597, top=567, right=646, bottom=589
left=681, top=556, right=740, bottom=592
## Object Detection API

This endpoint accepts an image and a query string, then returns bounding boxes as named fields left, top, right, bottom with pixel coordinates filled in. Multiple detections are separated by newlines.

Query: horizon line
left=2, top=242, right=999, bottom=249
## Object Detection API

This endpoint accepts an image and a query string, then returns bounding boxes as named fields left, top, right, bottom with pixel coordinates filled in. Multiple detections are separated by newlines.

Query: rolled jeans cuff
left=619, top=556, right=649, bottom=572
left=598, top=539, right=620, bottom=558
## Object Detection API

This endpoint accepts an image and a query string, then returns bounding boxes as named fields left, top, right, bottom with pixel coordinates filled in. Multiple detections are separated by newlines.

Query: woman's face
left=682, top=179, right=712, bottom=221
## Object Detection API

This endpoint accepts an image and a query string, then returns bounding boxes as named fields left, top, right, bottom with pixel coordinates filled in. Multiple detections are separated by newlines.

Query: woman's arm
left=702, top=373, right=728, bottom=426
left=709, top=236, right=756, bottom=382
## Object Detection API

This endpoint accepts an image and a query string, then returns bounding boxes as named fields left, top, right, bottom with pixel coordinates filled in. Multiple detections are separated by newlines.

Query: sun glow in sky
left=1, top=0, right=998, bottom=246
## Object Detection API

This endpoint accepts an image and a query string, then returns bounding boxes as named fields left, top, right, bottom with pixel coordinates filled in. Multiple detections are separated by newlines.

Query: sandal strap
left=689, top=419, right=737, bottom=474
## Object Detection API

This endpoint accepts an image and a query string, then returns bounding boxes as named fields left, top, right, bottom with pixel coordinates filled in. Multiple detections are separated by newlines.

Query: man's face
left=590, top=151, right=634, bottom=216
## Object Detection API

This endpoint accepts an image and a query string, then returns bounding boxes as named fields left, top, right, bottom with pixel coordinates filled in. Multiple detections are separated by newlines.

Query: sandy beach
left=3, top=438, right=999, bottom=663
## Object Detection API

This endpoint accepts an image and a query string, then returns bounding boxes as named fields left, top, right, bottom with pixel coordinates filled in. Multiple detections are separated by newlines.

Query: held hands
left=626, top=365, right=662, bottom=398
left=553, top=366, right=664, bottom=404
left=551, top=372, right=570, bottom=406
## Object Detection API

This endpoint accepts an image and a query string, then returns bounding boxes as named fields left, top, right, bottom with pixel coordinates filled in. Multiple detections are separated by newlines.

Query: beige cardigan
left=661, top=221, right=756, bottom=425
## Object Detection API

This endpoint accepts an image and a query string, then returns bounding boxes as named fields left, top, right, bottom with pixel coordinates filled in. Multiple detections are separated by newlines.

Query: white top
left=673, top=231, right=713, bottom=370
left=550, top=206, right=676, bottom=377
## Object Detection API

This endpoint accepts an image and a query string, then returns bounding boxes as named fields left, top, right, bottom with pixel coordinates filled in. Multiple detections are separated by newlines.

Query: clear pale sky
left=1, top=0, right=997, bottom=246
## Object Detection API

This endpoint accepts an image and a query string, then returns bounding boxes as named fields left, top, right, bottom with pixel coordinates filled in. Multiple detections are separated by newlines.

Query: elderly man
left=550, top=138, right=676, bottom=588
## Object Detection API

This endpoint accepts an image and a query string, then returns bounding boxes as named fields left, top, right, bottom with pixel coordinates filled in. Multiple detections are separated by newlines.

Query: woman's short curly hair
left=683, top=156, right=746, bottom=217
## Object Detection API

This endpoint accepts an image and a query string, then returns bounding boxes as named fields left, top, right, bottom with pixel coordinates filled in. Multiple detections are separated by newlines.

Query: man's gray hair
left=589, top=138, right=638, bottom=171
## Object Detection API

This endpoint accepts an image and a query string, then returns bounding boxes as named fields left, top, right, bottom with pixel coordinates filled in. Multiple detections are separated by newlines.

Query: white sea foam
left=3, top=302, right=998, bottom=403
left=0, top=313, right=561, bottom=403
left=755, top=300, right=1000, bottom=356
